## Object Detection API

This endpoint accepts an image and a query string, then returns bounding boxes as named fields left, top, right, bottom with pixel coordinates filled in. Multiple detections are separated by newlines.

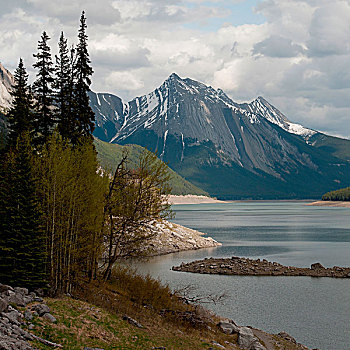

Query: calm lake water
left=133, top=201, right=350, bottom=350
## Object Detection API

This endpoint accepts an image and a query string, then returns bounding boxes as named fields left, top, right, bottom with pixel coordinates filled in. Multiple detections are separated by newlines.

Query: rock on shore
left=172, top=256, right=350, bottom=278
left=0, top=284, right=61, bottom=350
left=147, top=220, right=221, bottom=256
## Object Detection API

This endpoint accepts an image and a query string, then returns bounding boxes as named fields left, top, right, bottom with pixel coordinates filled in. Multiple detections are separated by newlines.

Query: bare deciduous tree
left=102, top=149, right=173, bottom=280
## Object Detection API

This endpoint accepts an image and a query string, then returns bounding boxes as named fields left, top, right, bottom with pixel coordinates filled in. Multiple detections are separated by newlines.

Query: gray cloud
left=307, top=1, right=350, bottom=57
left=91, top=47, right=151, bottom=69
left=253, top=35, right=305, bottom=58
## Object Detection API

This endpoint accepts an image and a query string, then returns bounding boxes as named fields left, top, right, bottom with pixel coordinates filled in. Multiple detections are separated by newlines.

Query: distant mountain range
left=89, top=73, right=350, bottom=199
left=1, top=62, right=350, bottom=199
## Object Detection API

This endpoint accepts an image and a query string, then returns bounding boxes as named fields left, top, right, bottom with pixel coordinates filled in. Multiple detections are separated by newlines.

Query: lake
left=133, top=201, right=350, bottom=350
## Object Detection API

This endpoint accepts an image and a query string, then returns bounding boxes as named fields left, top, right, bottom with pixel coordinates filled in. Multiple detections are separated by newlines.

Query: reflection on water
left=133, top=201, right=350, bottom=350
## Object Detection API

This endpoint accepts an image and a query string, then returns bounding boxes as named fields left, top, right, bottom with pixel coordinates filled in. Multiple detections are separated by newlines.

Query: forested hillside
left=322, top=186, right=350, bottom=201
left=94, top=138, right=208, bottom=196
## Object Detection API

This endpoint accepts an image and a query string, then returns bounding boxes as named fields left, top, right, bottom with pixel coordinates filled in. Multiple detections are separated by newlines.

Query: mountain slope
left=94, top=138, right=208, bottom=196
left=90, top=74, right=350, bottom=199
left=0, top=62, right=13, bottom=112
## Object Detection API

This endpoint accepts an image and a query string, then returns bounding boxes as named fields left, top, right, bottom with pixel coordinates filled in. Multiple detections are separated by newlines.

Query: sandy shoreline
left=168, top=195, right=226, bottom=205
left=307, top=200, right=350, bottom=207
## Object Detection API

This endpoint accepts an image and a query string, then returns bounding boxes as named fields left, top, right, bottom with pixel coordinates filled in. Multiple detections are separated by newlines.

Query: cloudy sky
left=1, top=0, right=350, bottom=138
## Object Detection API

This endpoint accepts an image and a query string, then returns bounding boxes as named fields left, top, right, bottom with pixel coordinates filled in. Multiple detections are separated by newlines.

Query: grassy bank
left=20, top=268, right=308, bottom=350
left=25, top=268, right=238, bottom=350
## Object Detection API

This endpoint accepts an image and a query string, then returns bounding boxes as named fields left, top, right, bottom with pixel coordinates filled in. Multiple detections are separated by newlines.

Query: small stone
left=28, top=323, right=35, bottom=330
left=0, top=298, right=9, bottom=313
left=211, top=341, right=225, bottom=349
left=8, top=293, right=26, bottom=307
left=122, top=315, right=143, bottom=328
left=250, top=341, right=267, bottom=350
left=34, top=288, right=44, bottom=297
left=0, top=284, right=14, bottom=294
left=218, top=321, right=240, bottom=334
left=278, top=331, right=297, bottom=344
left=311, top=262, right=324, bottom=270
left=13, top=287, right=29, bottom=296
left=31, top=304, right=50, bottom=316
left=42, top=313, right=57, bottom=323
left=3, top=310, right=22, bottom=325
left=238, top=327, right=257, bottom=348
left=24, top=310, right=33, bottom=321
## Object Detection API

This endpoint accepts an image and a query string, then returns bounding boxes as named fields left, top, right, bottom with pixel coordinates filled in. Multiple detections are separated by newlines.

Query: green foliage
left=308, top=133, right=350, bottom=162
left=0, top=133, right=46, bottom=289
left=33, top=133, right=108, bottom=294
left=94, top=138, right=208, bottom=196
left=102, top=149, right=173, bottom=280
left=322, top=186, right=350, bottom=201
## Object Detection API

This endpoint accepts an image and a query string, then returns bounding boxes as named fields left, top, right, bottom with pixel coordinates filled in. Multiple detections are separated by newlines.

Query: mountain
left=0, top=63, right=13, bottom=112
left=0, top=63, right=13, bottom=141
left=89, top=73, right=350, bottom=199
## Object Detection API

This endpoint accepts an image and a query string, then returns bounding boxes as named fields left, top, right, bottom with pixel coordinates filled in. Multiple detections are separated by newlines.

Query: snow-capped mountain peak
left=250, top=96, right=316, bottom=137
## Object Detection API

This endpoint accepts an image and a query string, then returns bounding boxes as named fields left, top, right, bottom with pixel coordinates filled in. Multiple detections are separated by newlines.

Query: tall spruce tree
left=33, top=31, right=55, bottom=145
left=0, top=133, right=46, bottom=289
left=7, top=59, right=34, bottom=147
left=73, top=11, right=95, bottom=141
left=54, top=32, right=73, bottom=140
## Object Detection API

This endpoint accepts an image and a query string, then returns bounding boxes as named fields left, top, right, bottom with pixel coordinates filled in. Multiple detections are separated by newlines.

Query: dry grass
left=25, top=267, right=240, bottom=349
left=24, top=268, right=306, bottom=350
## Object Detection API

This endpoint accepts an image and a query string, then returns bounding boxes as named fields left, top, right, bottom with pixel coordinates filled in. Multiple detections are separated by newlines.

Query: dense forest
left=0, top=13, right=172, bottom=295
left=322, top=186, right=350, bottom=201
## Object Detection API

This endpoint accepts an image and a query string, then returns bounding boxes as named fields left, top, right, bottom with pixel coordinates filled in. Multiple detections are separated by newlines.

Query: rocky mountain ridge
left=0, top=63, right=13, bottom=112
left=89, top=73, right=350, bottom=199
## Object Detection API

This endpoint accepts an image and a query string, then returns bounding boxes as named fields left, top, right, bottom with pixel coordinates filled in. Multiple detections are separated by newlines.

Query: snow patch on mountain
left=251, top=96, right=316, bottom=137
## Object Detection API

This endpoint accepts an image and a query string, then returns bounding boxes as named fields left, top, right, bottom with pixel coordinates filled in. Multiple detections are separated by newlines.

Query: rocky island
left=172, top=257, right=350, bottom=278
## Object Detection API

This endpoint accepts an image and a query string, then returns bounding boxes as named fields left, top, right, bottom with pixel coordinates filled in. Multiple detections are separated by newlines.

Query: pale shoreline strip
left=307, top=200, right=350, bottom=208
left=168, top=195, right=227, bottom=205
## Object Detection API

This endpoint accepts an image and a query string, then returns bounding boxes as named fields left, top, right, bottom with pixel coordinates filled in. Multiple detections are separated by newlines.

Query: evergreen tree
left=33, top=31, right=55, bottom=145
left=0, top=133, right=46, bottom=288
left=54, top=32, right=77, bottom=140
left=73, top=11, right=95, bottom=142
left=7, top=59, right=34, bottom=147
